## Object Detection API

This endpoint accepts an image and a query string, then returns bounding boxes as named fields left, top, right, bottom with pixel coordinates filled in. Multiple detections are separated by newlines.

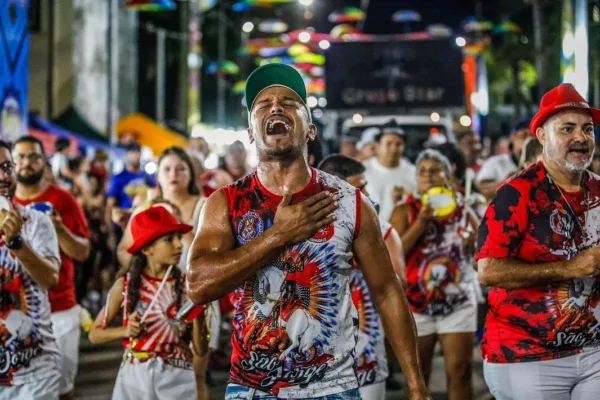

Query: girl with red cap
left=88, top=206, right=208, bottom=400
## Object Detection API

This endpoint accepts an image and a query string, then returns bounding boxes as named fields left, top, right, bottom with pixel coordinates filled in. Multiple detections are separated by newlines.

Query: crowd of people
left=2, top=62, right=600, bottom=400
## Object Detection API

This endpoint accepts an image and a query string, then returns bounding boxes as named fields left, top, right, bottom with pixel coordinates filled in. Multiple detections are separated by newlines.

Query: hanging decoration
left=206, top=61, right=240, bottom=75
left=461, top=17, right=494, bottom=32
left=125, top=0, right=176, bottom=11
left=328, top=7, right=366, bottom=23
left=493, top=22, right=521, bottom=34
left=330, top=24, right=358, bottom=38
left=391, top=10, right=421, bottom=22
left=426, top=24, right=453, bottom=37
left=197, top=0, right=218, bottom=12
left=258, top=19, right=289, bottom=33
left=307, top=79, right=325, bottom=95
left=288, top=44, right=310, bottom=57
left=232, top=81, right=246, bottom=95
left=293, top=53, right=325, bottom=66
left=233, top=0, right=295, bottom=12
left=258, top=46, right=289, bottom=57
left=241, top=37, right=285, bottom=55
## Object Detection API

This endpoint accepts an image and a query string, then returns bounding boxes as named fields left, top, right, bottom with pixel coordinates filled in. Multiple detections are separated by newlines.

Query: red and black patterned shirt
left=476, top=161, right=600, bottom=363
left=404, top=194, right=475, bottom=316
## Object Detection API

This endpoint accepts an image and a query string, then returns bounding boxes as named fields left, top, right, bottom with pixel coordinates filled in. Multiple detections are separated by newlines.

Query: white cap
left=356, top=127, right=381, bottom=150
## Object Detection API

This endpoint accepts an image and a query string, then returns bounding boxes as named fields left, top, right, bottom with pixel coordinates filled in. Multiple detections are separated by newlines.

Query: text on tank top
left=349, top=221, right=392, bottom=388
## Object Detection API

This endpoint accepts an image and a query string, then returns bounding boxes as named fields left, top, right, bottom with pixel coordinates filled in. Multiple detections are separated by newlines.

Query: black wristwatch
left=6, top=236, right=23, bottom=250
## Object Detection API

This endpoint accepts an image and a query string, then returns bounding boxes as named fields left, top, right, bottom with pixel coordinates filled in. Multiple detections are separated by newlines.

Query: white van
left=341, top=114, right=456, bottom=162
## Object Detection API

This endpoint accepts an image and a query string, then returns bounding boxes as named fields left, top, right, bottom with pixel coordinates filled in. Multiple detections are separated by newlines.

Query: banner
left=0, top=0, right=29, bottom=141
left=325, top=39, right=465, bottom=110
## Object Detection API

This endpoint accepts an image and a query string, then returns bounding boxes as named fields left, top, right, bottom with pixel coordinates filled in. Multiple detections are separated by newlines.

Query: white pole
left=574, top=0, right=589, bottom=100
left=156, top=28, right=167, bottom=126
left=108, top=0, right=120, bottom=144
left=217, top=6, right=227, bottom=126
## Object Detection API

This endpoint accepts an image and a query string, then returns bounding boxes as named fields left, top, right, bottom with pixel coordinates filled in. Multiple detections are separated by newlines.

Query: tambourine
left=421, top=186, right=457, bottom=220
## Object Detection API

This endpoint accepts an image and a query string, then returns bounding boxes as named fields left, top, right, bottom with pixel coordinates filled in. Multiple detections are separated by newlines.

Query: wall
left=72, top=0, right=138, bottom=133
left=29, top=0, right=73, bottom=119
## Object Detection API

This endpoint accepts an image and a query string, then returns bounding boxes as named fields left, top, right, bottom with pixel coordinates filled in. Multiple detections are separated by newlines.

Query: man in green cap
left=187, top=64, right=430, bottom=399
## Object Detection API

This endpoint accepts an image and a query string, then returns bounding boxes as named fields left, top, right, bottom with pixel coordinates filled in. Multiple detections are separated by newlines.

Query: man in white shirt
left=0, top=140, right=61, bottom=399
left=363, top=122, right=416, bottom=222
left=476, top=119, right=530, bottom=199
left=356, top=127, right=380, bottom=162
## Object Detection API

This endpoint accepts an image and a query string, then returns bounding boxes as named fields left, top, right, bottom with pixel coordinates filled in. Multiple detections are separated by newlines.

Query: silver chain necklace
left=548, top=171, right=589, bottom=255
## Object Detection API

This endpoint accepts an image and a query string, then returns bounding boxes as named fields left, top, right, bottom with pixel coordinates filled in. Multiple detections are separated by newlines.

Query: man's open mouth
left=266, top=119, right=291, bottom=136
left=569, top=148, right=589, bottom=155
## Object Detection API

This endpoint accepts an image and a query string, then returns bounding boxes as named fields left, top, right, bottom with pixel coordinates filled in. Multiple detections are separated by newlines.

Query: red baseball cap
left=530, top=83, right=600, bottom=136
left=127, top=206, right=193, bottom=255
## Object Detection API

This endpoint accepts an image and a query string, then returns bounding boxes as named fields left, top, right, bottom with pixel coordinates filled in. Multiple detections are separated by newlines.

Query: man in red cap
left=477, top=83, right=600, bottom=399
left=187, top=63, right=429, bottom=399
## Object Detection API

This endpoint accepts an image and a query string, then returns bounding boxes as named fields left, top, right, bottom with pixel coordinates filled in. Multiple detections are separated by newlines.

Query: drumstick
left=140, top=265, right=174, bottom=324
left=464, top=168, right=474, bottom=203
left=101, top=291, right=110, bottom=328
left=461, top=168, right=475, bottom=230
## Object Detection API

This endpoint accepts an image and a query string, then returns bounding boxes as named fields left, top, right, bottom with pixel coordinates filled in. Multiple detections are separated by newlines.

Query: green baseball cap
left=245, top=63, right=308, bottom=112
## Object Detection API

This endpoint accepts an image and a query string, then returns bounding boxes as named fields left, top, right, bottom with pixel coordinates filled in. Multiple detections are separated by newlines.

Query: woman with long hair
left=89, top=207, right=208, bottom=399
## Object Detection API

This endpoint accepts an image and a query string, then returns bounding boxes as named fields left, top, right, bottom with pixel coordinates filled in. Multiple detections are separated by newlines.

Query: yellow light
left=430, top=112, right=440, bottom=122
left=352, top=113, right=363, bottom=124
left=460, top=115, right=472, bottom=127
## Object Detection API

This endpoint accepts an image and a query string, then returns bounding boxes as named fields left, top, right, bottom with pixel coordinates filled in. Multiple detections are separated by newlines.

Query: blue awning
left=28, top=113, right=125, bottom=157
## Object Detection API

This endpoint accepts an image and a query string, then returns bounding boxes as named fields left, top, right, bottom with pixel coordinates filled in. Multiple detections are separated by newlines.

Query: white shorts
left=412, top=300, right=477, bottom=337
left=0, top=372, right=60, bottom=400
left=207, top=300, right=221, bottom=350
left=50, top=305, right=81, bottom=394
left=484, top=347, right=600, bottom=400
left=359, top=381, right=385, bottom=400
left=112, top=358, right=196, bottom=400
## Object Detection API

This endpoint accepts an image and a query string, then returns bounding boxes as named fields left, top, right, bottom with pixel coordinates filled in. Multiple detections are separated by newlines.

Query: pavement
left=75, top=336, right=492, bottom=400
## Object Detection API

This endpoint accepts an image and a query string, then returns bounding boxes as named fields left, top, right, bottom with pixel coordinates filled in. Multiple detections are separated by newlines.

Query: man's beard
left=544, top=135, right=593, bottom=172
left=16, top=170, right=44, bottom=185
left=0, top=180, right=15, bottom=199
left=257, top=140, right=296, bottom=159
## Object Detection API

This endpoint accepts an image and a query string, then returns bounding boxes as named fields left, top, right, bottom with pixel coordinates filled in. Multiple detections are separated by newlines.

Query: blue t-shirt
left=107, top=169, right=156, bottom=209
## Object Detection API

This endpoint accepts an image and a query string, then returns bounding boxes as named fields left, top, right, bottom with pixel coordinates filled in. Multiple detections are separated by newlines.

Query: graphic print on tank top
left=224, top=169, right=360, bottom=398
left=477, top=163, right=600, bottom=363
left=0, top=260, right=41, bottom=385
left=349, top=222, right=391, bottom=388
left=0, top=208, right=60, bottom=386
left=123, top=273, right=193, bottom=368
left=405, top=194, right=474, bottom=316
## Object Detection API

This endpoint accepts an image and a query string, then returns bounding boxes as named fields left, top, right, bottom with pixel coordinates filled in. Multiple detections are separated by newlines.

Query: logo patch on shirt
left=309, top=225, right=335, bottom=243
left=550, top=209, right=575, bottom=237
left=237, top=211, right=264, bottom=245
